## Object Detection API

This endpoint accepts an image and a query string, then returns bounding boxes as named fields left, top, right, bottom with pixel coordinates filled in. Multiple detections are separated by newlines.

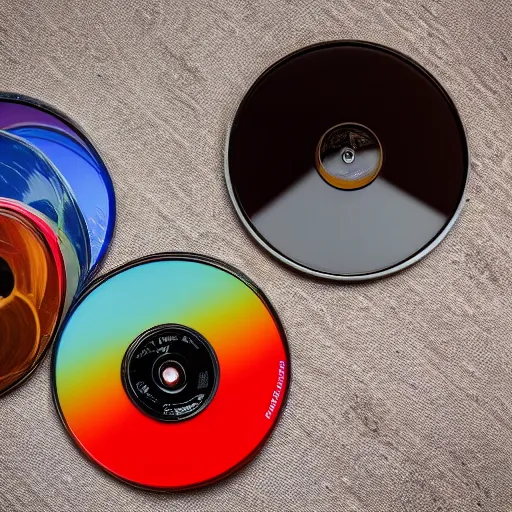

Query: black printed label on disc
left=121, top=324, right=219, bottom=422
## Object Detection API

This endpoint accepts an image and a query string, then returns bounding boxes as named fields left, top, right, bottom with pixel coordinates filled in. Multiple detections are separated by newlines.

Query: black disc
left=226, top=41, right=468, bottom=280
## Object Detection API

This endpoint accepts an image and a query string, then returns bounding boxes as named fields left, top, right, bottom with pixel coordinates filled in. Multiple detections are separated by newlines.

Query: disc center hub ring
left=315, top=122, right=383, bottom=190
left=121, top=324, right=219, bottom=422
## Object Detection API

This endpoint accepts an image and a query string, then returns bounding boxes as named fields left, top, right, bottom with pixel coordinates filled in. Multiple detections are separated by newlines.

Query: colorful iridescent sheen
left=0, top=95, right=116, bottom=395
left=8, top=126, right=114, bottom=272
left=0, top=203, right=64, bottom=394
left=0, top=198, right=80, bottom=314
left=0, top=130, right=90, bottom=283
left=0, top=96, right=115, bottom=275
left=53, top=255, right=289, bottom=490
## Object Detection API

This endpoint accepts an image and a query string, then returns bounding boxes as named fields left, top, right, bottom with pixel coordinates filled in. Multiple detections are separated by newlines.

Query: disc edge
left=50, top=252, right=291, bottom=491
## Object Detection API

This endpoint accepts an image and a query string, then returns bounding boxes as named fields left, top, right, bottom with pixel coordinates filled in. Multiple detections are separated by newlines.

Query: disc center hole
left=0, top=257, right=14, bottom=299
left=341, top=147, right=355, bottom=164
left=161, top=365, right=181, bottom=388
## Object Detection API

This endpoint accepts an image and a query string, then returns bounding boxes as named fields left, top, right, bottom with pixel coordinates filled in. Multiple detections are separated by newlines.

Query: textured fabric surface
left=1, top=1, right=512, bottom=510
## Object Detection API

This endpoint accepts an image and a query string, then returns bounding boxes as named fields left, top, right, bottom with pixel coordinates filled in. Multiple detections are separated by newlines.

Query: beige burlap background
left=1, top=1, right=512, bottom=510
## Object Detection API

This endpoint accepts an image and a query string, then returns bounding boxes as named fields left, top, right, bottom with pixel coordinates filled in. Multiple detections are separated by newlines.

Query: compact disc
left=52, top=254, right=289, bottom=490
left=0, top=130, right=90, bottom=283
left=0, top=201, right=64, bottom=395
left=0, top=93, right=115, bottom=274
left=0, top=198, right=81, bottom=313
left=226, top=41, right=469, bottom=280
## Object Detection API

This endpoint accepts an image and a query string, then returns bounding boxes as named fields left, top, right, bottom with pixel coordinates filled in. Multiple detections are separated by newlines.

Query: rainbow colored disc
left=52, top=254, right=290, bottom=490
left=0, top=201, right=64, bottom=395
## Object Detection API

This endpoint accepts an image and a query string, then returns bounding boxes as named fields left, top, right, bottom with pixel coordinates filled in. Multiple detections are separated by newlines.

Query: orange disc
left=0, top=203, right=64, bottom=394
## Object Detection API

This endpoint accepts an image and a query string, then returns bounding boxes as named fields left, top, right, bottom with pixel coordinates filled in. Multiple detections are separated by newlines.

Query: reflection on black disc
left=226, top=41, right=468, bottom=280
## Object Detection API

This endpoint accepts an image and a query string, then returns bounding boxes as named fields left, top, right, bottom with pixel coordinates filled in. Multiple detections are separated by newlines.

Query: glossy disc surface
left=0, top=95, right=115, bottom=274
left=1, top=198, right=81, bottom=313
left=0, top=130, right=90, bottom=284
left=226, top=41, right=469, bottom=280
left=0, top=202, right=64, bottom=395
left=53, top=254, right=289, bottom=490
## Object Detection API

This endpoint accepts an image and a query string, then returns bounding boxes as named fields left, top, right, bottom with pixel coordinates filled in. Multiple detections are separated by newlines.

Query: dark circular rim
left=224, top=40, right=470, bottom=281
left=50, top=252, right=291, bottom=491
left=0, top=91, right=117, bottom=281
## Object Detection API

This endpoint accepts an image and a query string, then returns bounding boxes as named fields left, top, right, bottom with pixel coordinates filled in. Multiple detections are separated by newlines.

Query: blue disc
left=0, top=130, right=90, bottom=283
left=8, top=125, right=116, bottom=273
left=0, top=94, right=116, bottom=276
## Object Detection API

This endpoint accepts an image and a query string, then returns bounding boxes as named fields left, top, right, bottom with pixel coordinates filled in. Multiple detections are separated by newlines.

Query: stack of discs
left=0, top=93, right=115, bottom=395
